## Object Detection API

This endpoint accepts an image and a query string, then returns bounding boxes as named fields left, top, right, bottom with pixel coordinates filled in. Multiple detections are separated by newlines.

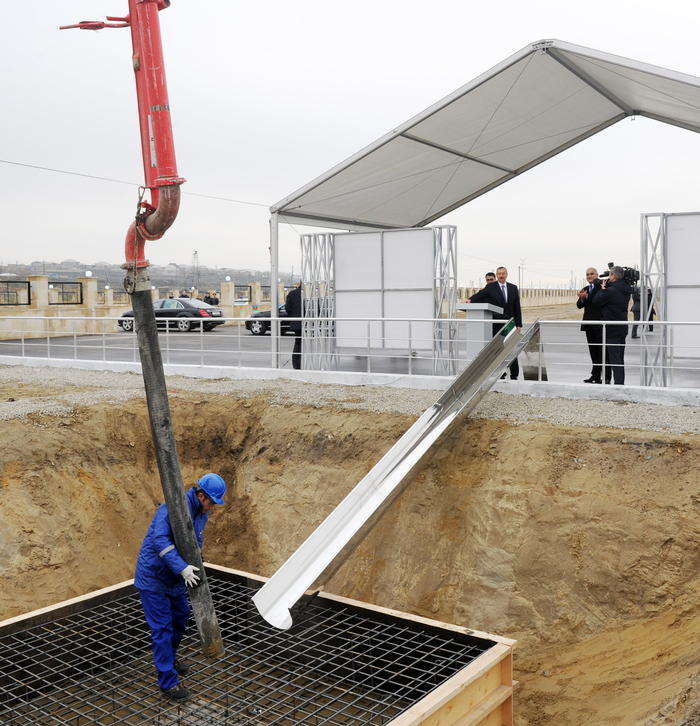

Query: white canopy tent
left=267, top=38, right=700, bottom=363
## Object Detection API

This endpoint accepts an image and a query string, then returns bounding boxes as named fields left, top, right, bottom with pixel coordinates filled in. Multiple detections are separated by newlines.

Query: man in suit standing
left=466, top=266, right=522, bottom=379
left=592, top=266, right=633, bottom=385
left=285, top=284, right=303, bottom=369
left=577, top=267, right=606, bottom=384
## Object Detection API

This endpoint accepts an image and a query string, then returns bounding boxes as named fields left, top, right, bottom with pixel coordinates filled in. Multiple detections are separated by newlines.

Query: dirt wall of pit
left=2, top=382, right=700, bottom=725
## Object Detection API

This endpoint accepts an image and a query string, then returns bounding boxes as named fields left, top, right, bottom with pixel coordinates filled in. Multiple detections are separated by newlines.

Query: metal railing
left=0, top=281, right=31, bottom=305
left=48, top=282, right=83, bottom=305
left=0, top=315, right=698, bottom=388
left=235, top=285, right=252, bottom=304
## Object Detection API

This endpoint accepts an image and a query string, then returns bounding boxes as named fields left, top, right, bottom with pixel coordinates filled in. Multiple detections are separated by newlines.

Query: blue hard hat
left=197, top=473, right=226, bottom=505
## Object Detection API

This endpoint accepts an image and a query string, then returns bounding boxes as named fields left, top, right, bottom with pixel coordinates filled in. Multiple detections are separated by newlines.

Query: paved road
left=1, top=322, right=698, bottom=388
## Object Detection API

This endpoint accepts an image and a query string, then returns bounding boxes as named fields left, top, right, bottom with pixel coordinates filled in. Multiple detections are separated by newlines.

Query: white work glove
left=180, top=565, right=200, bottom=587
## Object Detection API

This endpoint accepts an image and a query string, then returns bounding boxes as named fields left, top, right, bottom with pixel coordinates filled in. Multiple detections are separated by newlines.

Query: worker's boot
left=174, top=658, right=190, bottom=675
left=162, top=683, right=190, bottom=701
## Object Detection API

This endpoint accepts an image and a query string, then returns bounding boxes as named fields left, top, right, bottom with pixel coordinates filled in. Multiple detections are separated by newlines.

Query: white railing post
left=601, top=324, right=607, bottom=383
left=366, top=320, right=371, bottom=373
left=199, top=320, right=204, bottom=367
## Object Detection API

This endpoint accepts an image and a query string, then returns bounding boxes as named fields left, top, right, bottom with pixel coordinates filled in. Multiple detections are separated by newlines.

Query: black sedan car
left=118, top=298, right=226, bottom=332
left=245, top=305, right=292, bottom=335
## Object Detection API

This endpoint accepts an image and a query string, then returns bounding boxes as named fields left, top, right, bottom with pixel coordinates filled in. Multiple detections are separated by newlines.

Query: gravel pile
left=1, top=364, right=699, bottom=434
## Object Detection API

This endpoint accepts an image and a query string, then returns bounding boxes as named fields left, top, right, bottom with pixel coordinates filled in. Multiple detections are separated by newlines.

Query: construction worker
left=134, top=473, right=226, bottom=701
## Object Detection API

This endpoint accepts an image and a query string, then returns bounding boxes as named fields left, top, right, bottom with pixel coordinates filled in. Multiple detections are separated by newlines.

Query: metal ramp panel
left=254, top=320, right=540, bottom=630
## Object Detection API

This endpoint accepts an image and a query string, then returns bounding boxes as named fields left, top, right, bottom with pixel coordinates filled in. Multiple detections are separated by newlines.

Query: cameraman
left=577, top=268, right=605, bottom=384
left=592, top=266, right=633, bottom=385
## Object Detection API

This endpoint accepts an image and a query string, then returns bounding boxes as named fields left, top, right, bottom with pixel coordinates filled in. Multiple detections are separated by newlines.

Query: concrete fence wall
left=0, top=276, right=287, bottom=340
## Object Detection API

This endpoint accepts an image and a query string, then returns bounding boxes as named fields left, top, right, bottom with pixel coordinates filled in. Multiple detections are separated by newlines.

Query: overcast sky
left=2, top=0, right=700, bottom=288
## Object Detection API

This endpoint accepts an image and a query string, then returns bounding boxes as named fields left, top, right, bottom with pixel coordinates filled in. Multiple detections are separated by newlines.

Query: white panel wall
left=335, top=233, right=383, bottom=290
left=335, top=291, right=383, bottom=347
left=382, top=229, right=434, bottom=289
left=384, top=290, right=434, bottom=350
left=666, top=213, right=700, bottom=357
left=333, top=229, right=436, bottom=350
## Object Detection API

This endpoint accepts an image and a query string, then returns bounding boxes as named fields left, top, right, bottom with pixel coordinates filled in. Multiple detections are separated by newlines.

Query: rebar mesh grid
left=0, top=575, right=494, bottom=725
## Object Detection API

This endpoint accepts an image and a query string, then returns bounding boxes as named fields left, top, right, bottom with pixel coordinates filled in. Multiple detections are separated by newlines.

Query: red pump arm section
left=62, top=0, right=185, bottom=270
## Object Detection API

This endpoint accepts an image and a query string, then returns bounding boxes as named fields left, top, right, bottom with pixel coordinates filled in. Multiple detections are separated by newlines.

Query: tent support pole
left=270, top=212, right=280, bottom=368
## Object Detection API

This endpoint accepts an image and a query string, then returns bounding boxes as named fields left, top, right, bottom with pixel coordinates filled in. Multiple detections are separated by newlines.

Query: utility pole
left=192, top=250, right=200, bottom=291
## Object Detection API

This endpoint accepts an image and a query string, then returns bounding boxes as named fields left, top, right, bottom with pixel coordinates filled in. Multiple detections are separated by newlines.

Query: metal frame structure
left=298, top=227, right=457, bottom=375
left=641, top=211, right=700, bottom=387
left=300, top=232, right=336, bottom=371
left=270, top=40, right=700, bottom=231
left=432, top=226, right=458, bottom=376
left=640, top=213, right=668, bottom=386
left=0, top=566, right=516, bottom=726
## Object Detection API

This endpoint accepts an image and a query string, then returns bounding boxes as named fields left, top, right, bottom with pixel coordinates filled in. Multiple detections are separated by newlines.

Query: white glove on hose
left=180, top=565, right=200, bottom=587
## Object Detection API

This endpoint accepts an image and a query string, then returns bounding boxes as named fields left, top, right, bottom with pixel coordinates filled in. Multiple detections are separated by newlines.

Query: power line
left=0, top=158, right=134, bottom=186
left=0, top=158, right=270, bottom=208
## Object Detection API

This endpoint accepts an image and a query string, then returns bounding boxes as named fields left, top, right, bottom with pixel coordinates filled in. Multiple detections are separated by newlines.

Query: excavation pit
left=0, top=565, right=515, bottom=726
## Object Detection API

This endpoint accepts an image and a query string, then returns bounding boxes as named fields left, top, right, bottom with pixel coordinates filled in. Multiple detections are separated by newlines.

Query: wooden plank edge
left=385, top=642, right=515, bottom=726
left=205, top=563, right=516, bottom=648
left=320, top=592, right=517, bottom=647
left=0, top=579, right=136, bottom=634
left=204, top=562, right=268, bottom=583
left=452, top=684, right=515, bottom=726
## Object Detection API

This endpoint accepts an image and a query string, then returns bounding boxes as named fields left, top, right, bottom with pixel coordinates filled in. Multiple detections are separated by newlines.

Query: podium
left=457, top=303, right=503, bottom=360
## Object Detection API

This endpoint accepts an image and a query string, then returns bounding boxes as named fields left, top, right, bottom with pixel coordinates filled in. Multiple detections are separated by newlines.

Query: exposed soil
left=1, top=372, right=699, bottom=725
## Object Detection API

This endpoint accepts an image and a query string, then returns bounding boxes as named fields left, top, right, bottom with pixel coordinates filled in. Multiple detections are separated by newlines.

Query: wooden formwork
left=313, top=588, right=516, bottom=726
left=0, top=564, right=516, bottom=726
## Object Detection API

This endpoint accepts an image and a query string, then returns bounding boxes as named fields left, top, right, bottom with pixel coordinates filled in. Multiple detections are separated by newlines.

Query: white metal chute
left=253, top=321, right=540, bottom=630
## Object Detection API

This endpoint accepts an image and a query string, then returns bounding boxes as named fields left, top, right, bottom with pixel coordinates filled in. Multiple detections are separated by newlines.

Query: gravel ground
left=1, top=364, right=699, bottom=434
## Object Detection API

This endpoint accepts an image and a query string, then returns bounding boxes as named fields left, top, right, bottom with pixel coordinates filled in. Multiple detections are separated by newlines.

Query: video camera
left=599, top=262, right=640, bottom=286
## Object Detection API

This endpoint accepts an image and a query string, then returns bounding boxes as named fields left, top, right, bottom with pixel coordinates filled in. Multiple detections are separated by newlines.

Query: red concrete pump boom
left=61, top=1, right=224, bottom=662
left=63, top=0, right=185, bottom=270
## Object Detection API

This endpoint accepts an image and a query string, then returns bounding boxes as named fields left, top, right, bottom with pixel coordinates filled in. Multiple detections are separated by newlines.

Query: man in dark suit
left=592, top=266, right=633, bottom=385
left=466, top=266, right=522, bottom=379
left=577, top=267, right=606, bottom=384
left=285, top=284, right=303, bottom=369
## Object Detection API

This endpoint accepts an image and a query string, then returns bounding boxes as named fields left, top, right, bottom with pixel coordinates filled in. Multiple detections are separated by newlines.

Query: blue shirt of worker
left=135, top=487, right=209, bottom=691
left=135, top=487, right=208, bottom=593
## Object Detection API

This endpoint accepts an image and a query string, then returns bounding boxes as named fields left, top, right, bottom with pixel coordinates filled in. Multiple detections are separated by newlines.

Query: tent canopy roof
left=271, top=39, right=700, bottom=230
